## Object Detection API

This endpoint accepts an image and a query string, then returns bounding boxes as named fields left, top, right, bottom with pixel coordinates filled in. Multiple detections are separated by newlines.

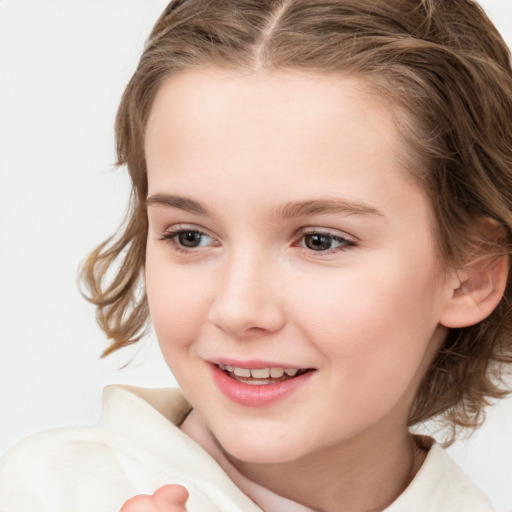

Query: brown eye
left=301, top=232, right=356, bottom=252
left=177, top=231, right=204, bottom=247
left=304, top=233, right=335, bottom=251
left=160, top=227, right=217, bottom=252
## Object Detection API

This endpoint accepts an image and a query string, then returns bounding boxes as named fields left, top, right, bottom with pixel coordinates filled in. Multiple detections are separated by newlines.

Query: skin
left=120, top=485, right=189, bottom=512
left=140, top=68, right=464, bottom=511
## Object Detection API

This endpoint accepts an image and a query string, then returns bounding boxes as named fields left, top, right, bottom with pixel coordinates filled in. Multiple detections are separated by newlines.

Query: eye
left=300, top=231, right=356, bottom=252
left=160, top=228, right=217, bottom=251
left=177, top=230, right=208, bottom=248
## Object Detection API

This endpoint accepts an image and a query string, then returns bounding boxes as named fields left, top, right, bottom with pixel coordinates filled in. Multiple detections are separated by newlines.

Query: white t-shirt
left=0, top=385, right=495, bottom=512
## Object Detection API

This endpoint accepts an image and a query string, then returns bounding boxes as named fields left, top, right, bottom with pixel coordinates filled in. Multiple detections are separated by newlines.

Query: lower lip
left=210, top=364, right=314, bottom=407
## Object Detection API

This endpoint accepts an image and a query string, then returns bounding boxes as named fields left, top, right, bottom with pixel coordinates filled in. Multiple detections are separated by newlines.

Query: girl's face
left=144, top=69, right=454, bottom=464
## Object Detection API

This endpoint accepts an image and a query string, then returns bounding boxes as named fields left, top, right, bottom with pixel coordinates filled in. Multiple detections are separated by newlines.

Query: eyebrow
left=146, top=194, right=209, bottom=215
left=146, top=193, right=383, bottom=218
left=275, top=198, right=383, bottom=218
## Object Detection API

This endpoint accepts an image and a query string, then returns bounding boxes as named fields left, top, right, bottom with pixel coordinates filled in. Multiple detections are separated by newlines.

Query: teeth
left=233, top=367, right=251, bottom=377
left=218, top=364, right=303, bottom=379
left=250, top=368, right=270, bottom=378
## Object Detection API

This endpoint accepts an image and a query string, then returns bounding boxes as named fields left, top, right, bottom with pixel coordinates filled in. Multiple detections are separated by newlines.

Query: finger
left=119, top=494, right=154, bottom=512
left=153, top=484, right=190, bottom=505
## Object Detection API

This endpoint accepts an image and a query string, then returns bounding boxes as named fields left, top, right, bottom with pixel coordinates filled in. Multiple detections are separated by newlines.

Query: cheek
left=294, top=260, right=439, bottom=336
left=145, top=253, right=211, bottom=360
left=289, top=258, right=444, bottom=396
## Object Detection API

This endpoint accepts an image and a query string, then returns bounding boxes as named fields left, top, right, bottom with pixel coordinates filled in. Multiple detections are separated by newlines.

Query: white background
left=0, top=0, right=511, bottom=510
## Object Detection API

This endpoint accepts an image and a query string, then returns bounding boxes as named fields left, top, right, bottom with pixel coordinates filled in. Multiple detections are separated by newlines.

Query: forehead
left=146, top=68, right=399, bottom=140
left=144, top=68, right=427, bottom=220
left=146, top=69, right=407, bottom=173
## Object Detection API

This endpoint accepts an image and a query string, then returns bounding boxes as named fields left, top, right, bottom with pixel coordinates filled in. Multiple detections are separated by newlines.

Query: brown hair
left=81, top=0, right=512, bottom=441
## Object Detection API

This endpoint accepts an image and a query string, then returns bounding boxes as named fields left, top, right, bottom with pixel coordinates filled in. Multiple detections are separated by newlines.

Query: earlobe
left=440, top=254, right=508, bottom=329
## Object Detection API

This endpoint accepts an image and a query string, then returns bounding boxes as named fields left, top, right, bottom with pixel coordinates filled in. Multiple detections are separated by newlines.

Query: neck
left=230, top=426, right=424, bottom=511
left=181, top=411, right=427, bottom=512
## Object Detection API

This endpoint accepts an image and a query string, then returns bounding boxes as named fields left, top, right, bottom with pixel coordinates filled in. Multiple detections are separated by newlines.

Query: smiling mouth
left=217, top=363, right=313, bottom=385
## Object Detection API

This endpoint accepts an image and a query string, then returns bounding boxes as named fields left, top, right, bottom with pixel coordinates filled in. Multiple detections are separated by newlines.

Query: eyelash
left=159, top=227, right=217, bottom=254
left=297, top=230, right=357, bottom=254
left=159, top=227, right=357, bottom=255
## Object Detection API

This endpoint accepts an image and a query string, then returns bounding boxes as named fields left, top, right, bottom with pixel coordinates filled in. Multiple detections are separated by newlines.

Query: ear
left=440, top=220, right=509, bottom=329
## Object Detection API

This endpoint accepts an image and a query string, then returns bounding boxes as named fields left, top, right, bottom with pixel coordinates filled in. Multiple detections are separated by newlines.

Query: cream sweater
left=0, top=385, right=495, bottom=512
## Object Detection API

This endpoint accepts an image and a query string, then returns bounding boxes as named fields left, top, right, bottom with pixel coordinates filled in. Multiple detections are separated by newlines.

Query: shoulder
left=0, top=386, right=262, bottom=512
left=0, top=386, right=190, bottom=511
left=0, top=424, right=135, bottom=512
left=386, top=437, right=496, bottom=512
left=424, top=444, right=495, bottom=511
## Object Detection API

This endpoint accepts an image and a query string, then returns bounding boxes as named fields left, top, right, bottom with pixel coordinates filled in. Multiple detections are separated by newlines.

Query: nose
left=207, top=250, right=286, bottom=339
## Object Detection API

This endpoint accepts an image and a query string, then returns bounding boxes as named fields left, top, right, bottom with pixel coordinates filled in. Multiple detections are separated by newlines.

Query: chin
left=212, top=427, right=308, bottom=465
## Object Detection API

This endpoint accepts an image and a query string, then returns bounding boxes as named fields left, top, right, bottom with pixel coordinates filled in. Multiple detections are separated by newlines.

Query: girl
left=1, top=1, right=512, bottom=511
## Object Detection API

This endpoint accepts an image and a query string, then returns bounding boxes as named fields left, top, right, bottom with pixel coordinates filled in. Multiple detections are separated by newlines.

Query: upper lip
left=208, top=358, right=313, bottom=369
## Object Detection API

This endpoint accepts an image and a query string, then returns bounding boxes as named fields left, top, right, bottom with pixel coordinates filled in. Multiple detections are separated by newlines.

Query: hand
left=120, top=484, right=189, bottom=512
